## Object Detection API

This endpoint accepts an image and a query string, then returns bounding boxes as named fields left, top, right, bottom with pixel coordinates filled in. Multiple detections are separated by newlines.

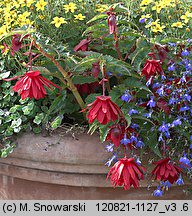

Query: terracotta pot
left=0, top=132, right=191, bottom=200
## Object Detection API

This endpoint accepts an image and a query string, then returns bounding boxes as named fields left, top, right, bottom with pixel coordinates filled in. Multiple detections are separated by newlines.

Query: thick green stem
left=32, top=38, right=85, bottom=110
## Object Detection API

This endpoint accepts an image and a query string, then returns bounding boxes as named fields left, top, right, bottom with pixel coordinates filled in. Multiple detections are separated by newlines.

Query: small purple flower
left=180, top=106, right=190, bottom=112
left=129, top=109, right=138, bottom=115
left=180, top=75, right=186, bottom=83
left=183, top=93, right=191, bottom=102
left=130, top=133, right=137, bottom=143
left=190, top=144, right=192, bottom=149
left=190, top=135, right=192, bottom=141
left=136, top=157, right=142, bottom=166
left=144, top=110, right=153, bottom=118
left=181, top=49, right=190, bottom=56
left=156, top=85, right=164, bottom=96
left=168, top=64, right=175, bottom=71
left=176, top=175, right=184, bottom=185
left=158, top=133, right=164, bottom=142
left=147, top=96, right=156, bottom=108
left=105, top=153, right=118, bottom=167
left=120, top=134, right=130, bottom=146
left=153, top=186, right=163, bottom=197
left=172, top=118, right=182, bottom=127
left=169, top=97, right=177, bottom=105
left=106, top=71, right=113, bottom=76
left=105, top=143, right=114, bottom=152
left=139, top=18, right=146, bottom=23
left=168, top=42, right=176, bottom=47
left=158, top=122, right=169, bottom=133
left=121, top=91, right=132, bottom=102
left=161, top=180, right=172, bottom=189
left=146, top=76, right=153, bottom=86
left=136, top=140, right=145, bottom=148
left=131, top=123, right=139, bottom=129
left=161, top=74, right=166, bottom=80
left=179, top=154, right=191, bottom=168
left=152, top=82, right=160, bottom=88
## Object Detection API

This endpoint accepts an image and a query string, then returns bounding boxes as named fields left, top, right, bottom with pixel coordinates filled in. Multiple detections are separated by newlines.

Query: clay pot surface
left=0, top=132, right=191, bottom=200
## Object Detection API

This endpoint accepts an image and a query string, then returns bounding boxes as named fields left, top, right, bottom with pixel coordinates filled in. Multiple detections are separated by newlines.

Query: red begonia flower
left=141, top=59, right=163, bottom=80
left=85, top=95, right=122, bottom=125
left=12, top=70, right=61, bottom=100
left=152, top=158, right=181, bottom=184
left=106, top=124, right=124, bottom=147
left=107, top=9, right=117, bottom=34
left=73, top=38, right=91, bottom=52
left=11, top=34, right=23, bottom=56
left=107, top=157, right=146, bottom=190
left=91, top=61, right=100, bottom=79
left=75, top=81, right=99, bottom=96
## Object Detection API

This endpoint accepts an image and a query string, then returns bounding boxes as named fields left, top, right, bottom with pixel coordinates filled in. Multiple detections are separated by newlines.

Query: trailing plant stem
left=31, top=38, right=85, bottom=110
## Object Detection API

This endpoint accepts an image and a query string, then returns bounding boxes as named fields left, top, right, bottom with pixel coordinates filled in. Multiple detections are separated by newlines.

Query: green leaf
left=132, top=115, right=155, bottom=125
left=124, top=115, right=132, bottom=127
left=50, top=115, right=63, bottom=129
left=123, top=77, right=151, bottom=92
left=99, top=125, right=110, bottom=143
left=33, top=113, right=44, bottom=125
left=72, top=75, right=96, bottom=84
left=47, top=91, right=66, bottom=114
left=87, top=14, right=108, bottom=24
left=88, top=121, right=100, bottom=135
left=0, top=71, right=10, bottom=80
left=33, top=127, right=41, bottom=134
left=10, top=118, right=22, bottom=128
left=0, top=109, right=4, bottom=116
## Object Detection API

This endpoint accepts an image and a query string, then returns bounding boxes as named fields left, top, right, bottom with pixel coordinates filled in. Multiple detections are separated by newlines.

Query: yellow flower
left=171, top=22, right=184, bottom=28
left=181, top=11, right=192, bottom=23
left=152, top=3, right=163, bottom=13
left=151, top=24, right=165, bottom=33
left=38, top=15, right=45, bottom=20
left=0, top=25, right=7, bottom=38
left=26, top=0, right=35, bottom=7
left=35, top=0, right=47, bottom=11
left=51, top=17, right=67, bottom=28
left=64, top=2, right=77, bottom=13
left=140, top=0, right=153, bottom=7
left=74, top=13, right=85, bottom=21
left=186, top=27, right=190, bottom=32
left=96, top=4, right=108, bottom=13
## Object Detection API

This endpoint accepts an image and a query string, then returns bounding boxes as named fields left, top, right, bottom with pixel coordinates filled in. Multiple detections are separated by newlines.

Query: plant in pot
left=0, top=0, right=191, bottom=198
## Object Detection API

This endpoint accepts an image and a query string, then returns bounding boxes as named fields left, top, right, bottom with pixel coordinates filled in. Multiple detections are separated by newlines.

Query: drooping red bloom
left=85, top=95, right=122, bottom=125
left=12, top=70, right=61, bottom=100
left=106, top=124, right=124, bottom=147
left=73, top=38, right=91, bottom=52
left=11, top=34, right=23, bottom=56
left=107, top=157, right=146, bottom=190
left=91, top=61, right=100, bottom=79
left=75, top=81, right=99, bottom=96
left=141, top=59, right=163, bottom=80
left=107, top=8, right=117, bottom=34
left=152, top=158, right=181, bottom=184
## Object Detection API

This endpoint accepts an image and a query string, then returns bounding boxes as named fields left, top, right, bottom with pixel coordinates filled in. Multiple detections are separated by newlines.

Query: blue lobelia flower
left=172, top=118, right=182, bottom=127
left=180, top=106, right=190, bottom=112
left=176, top=175, right=184, bottom=185
left=129, top=109, right=138, bottom=115
left=121, top=90, right=132, bottom=102
left=120, top=134, right=131, bottom=146
left=179, top=154, right=192, bottom=168
left=183, top=93, right=191, bottom=102
left=168, top=64, right=175, bottom=71
left=139, top=18, right=146, bottom=23
left=181, top=49, right=190, bottom=56
left=147, top=96, right=156, bottom=108
left=158, top=122, right=169, bottom=133
left=168, top=42, right=176, bottom=47
left=105, top=153, right=118, bottom=167
left=136, top=157, right=142, bottom=166
left=156, top=85, right=165, bottom=96
left=105, top=143, right=114, bottom=153
left=153, top=186, right=163, bottom=197
left=136, top=140, right=145, bottom=148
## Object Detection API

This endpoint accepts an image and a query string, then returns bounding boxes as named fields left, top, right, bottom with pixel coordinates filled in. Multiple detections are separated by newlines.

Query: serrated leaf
left=123, top=77, right=151, bottom=92
left=87, top=14, right=108, bottom=24
left=47, top=91, right=66, bottom=114
left=72, top=75, right=95, bottom=84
